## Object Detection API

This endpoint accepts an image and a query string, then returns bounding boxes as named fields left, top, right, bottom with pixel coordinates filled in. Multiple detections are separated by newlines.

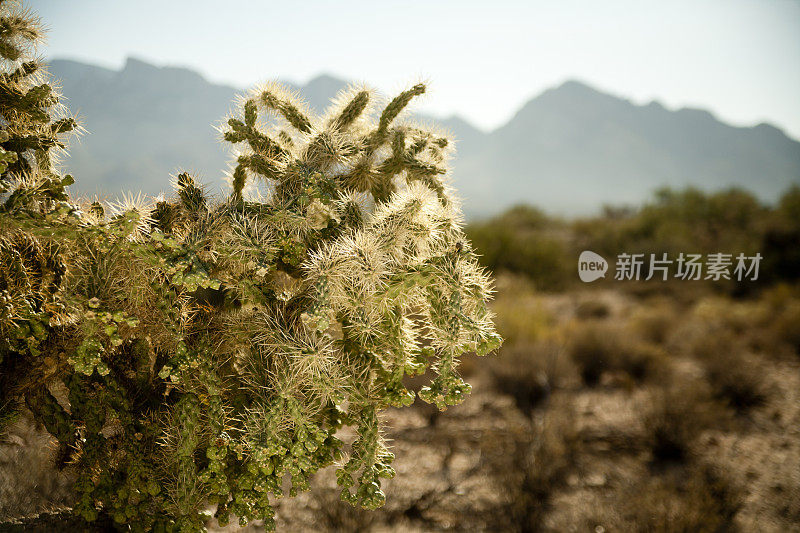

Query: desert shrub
left=571, top=187, right=765, bottom=284
left=690, top=296, right=741, bottom=334
left=567, top=322, right=665, bottom=386
left=466, top=206, right=572, bottom=289
left=491, top=279, right=553, bottom=346
left=643, top=379, right=728, bottom=464
left=487, top=340, right=568, bottom=415
left=770, top=300, right=800, bottom=357
left=750, top=286, right=800, bottom=357
left=629, top=302, right=677, bottom=345
left=760, top=185, right=800, bottom=285
left=690, top=330, right=766, bottom=413
left=575, top=298, right=611, bottom=319
left=689, top=326, right=738, bottom=360
left=593, top=462, right=742, bottom=533
left=616, top=341, right=669, bottom=383
left=471, top=185, right=800, bottom=293
left=567, top=322, right=620, bottom=386
left=612, top=187, right=763, bottom=256
left=703, top=353, right=766, bottom=413
left=485, top=394, right=579, bottom=532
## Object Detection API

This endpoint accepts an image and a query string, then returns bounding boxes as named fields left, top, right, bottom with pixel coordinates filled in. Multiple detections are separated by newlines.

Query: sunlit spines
left=324, top=85, right=373, bottom=133
left=0, top=1, right=42, bottom=63
left=376, top=83, right=426, bottom=139
left=257, top=83, right=315, bottom=134
left=107, top=191, right=155, bottom=241
left=0, top=2, right=78, bottom=207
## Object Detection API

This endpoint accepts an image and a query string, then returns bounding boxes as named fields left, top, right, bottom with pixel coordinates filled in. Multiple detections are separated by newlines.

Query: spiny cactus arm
left=225, top=114, right=285, bottom=155
left=0, top=79, right=56, bottom=122
left=222, top=85, right=315, bottom=200
left=0, top=1, right=41, bottom=61
left=326, top=88, right=371, bottom=132
left=337, top=85, right=447, bottom=203
left=336, top=404, right=395, bottom=510
left=258, top=85, right=314, bottom=134
left=0, top=59, right=36, bottom=83
left=0, top=226, right=72, bottom=434
left=376, top=83, right=426, bottom=138
left=224, top=81, right=439, bottom=209
left=0, top=2, right=77, bottom=212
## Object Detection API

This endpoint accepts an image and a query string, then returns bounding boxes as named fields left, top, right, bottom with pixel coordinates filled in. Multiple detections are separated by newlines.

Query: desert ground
left=4, top=273, right=799, bottom=532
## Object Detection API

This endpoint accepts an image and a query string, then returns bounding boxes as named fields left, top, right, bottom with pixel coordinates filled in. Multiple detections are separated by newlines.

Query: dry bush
left=592, top=462, right=742, bottom=533
left=487, top=340, right=571, bottom=415
left=617, top=342, right=670, bottom=383
left=691, top=296, right=743, bottom=331
left=765, top=299, right=800, bottom=358
left=691, top=330, right=766, bottom=413
left=703, top=353, right=766, bottom=413
left=629, top=302, right=678, bottom=345
left=643, top=379, right=729, bottom=464
left=484, top=394, right=579, bottom=532
left=690, top=327, right=740, bottom=361
left=739, top=286, right=800, bottom=359
left=689, top=292, right=798, bottom=356
left=575, top=299, right=611, bottom=320
left=568, top=322, right=621, bottom=386
left=568, top=322, right=667, bottom=386
left=491, top=276, right=553, bottom=346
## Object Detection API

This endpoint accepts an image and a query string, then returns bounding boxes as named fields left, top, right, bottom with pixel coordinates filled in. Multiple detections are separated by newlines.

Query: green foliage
left=585, top=187, right=766, bottom=258
left=761, top=185, right=800, bottom=285
left=0, top=4, right=501, bottom=530
left=466, top=205, right=571, bottom=289
left=469, top=187, right=800, bottom=292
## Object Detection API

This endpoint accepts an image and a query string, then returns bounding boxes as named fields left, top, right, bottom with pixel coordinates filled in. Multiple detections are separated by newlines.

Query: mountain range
left=49, top=57, right=800, bottom=217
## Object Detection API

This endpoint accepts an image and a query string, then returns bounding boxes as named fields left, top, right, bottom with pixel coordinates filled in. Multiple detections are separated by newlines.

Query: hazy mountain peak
left=674, top=106, right=717, bottom=123
left=120, top=56, right=209, bottom=87
left=122, top=57, right=159, bottom=74
left=507, top=79, right=628, bottom=129
left=645, top=100, right=666, bottom=111
left=440, top=115, right=483, bottom=134
left=49, top=58, right=115, bottom=82
left=300, top=74, right=348, bottom=114
left=544, top=79, right=619, bottom=103
left=752, top=122, right=786, bottom=137
left=305, top=73, right=347, bottom=88
left=557, top=79, right=603, bottom=94
left=44, top=57, right=800, bottom=217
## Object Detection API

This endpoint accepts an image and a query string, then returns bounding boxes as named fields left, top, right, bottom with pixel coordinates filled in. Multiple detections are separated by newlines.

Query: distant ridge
left=49, top=58, right=800, bottom=216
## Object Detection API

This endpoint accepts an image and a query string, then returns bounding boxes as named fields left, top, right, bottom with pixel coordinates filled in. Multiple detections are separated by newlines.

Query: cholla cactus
left=0, top=0, right=76, bottom=207
left=0, top=0, right=76, bottom=432
left=0, top=2, right=500, bottom=530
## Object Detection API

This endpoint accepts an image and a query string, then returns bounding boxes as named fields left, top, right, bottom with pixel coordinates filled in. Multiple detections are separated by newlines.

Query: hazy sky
left=30, top=0, right=800, bottom=139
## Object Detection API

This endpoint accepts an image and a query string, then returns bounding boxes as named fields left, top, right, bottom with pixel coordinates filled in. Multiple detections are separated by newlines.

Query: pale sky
left=30, top=0, right=800, bottom=139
